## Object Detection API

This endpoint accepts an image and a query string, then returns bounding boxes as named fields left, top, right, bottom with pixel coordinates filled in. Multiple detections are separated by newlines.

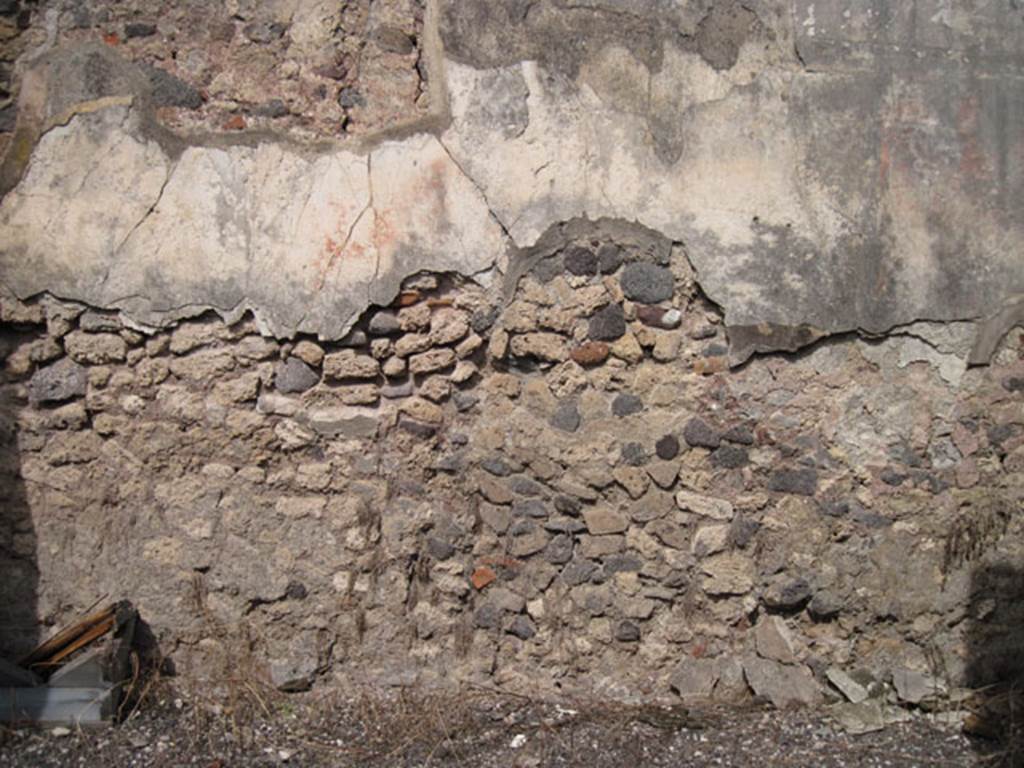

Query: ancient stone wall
left=1, top=0, right=1023, bottom=710
left=2, top=222, right=1023, bottom=705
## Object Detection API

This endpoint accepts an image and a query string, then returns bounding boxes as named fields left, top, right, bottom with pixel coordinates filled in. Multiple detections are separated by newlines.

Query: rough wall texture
left=0, top=0, right=1023, bottom=707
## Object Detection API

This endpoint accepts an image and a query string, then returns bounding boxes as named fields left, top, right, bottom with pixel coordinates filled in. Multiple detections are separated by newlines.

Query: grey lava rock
left=612, top=393, right=643, bottom=417
left=711, top=445, right=749, bottom=469
left=621, top=442, right=648, bottom=466
left=763, top=578, right=812, bottom=612
left=507, top=615, right=536, bottom=640
left=481, top=457, right=514, bottom=476
left=588, top=303, right=626, bottom=341
left=728, top=516, right=760, bottom=549
left=808, top=590, right=843, bottom=621
left=545, top=534, right=574, bottom=565
left=276, top=357, right=320, bottom=393
left=453, top=391, right=479, bottom=411
left=474, top=604, right=502, bottom=629
left=683, top=417, right=720, bottom=448
left=768, top=467, right=818, bottom=496
left=723, top=424, right=755, bottom=445
left=597, top=243, right=625, bottom=274
left=553, top=495, right=582, bottom=515
left=124, top=22, right=157, bottom=38
left=551, top=400, right=581, bottom=433
left=656, top=434, right=680, bottom=460
left=561, top=558, right=598, bottom=586
left=243, top=21, right=287, bottom=44
left=368, top=310, right=401, bottom=335
left=143, top=64, right=203, bottom=109
left=563, top=246, right=598, bottom=276
left=28, top=358, right=87, bottom=404
left=615, top=620, right=641, bottom=642
left=620, top=263, right=674, bottom=303
left=337, top=87, right=365, bottom=109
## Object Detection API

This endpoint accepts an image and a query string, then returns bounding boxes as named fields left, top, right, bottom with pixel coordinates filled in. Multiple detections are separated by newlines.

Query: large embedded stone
left=28, top=358, right=87, bottom=404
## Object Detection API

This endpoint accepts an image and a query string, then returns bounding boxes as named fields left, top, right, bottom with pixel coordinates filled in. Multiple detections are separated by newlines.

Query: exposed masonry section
left=2, top=233, right=1023, bottom=703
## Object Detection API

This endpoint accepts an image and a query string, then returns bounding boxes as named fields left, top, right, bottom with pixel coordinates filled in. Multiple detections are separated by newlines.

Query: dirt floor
left=0, top=686, right=1009, bottom=767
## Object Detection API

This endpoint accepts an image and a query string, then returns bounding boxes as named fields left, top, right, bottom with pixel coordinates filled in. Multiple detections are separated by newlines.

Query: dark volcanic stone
left=615, top=621, right=641, bottom=642
left=474, top=604, right=502, bottom=629
left=399, top=416, right=437, bottom=437
left=711, top=445, right=749, bottom=469
left=768, top=467, right=818, bottom=496
left=589, top=304, right=626, bottom=341
left=510, top=476, right=543, bottom=497
left=28, top=358, right=87, bottom=404
left=124, top=22, right=157, bottom=38
left=427, top=536, right=456, bottom=560
left=513, top=499, right=547, bottom=518
left=620, top=263, right=674, bottom=303
left=481, top=457, right=513, bottom=476
left=621, top=442, right=648, bottom=466
left=1003, top=377, right=1024, bottom=393
left=656, top=434, right=680, bottom=460
left=337, top=86, right=365, bottom=109
left=563, top=246, right=598, bottom=276
left=988, top=423, right=1017, bottom=449
left=612, top=393, right=643, bottom=417
left=471, top=306, right=500, bottom=332
left=597, top=244, right=624, bottom=274
left=285, top=581, right=308, bottom=600
left=553, top=495, right=582, bottom=515
left=879, top=468, right=906, bottom=486
left=723, top=424, right=755, bottom=445
left=453, top=392, right=479, bottom=412
left=763, top=578, right=812, bottom=612
left=728, top=516, right=760, bottom=548
left=368, top=310, right=401, bottom=335
left=507, top=615, right=536, bottom=640
left=545, top=534, right=574, bottom=565
left=683, top=417, right=720, bottom=449
left=509, top=519, right=536, bottom=536
left=603, top=553, right=642, bottom=573
left=275, top=357, right=320, bottom=393
left=143, top=64, right=203, bottom=109
left=808, top=590, right=842, bottom=621
left=244, top=21, right=287, bottom=43
left=434, top=453, right=465, bottom=473
left=561, top=558, right=598, bottom=586
left=551, top=400, right=581, bottom=433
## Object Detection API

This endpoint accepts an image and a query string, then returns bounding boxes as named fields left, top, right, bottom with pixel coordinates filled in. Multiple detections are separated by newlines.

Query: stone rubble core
left=0, top=0, right=1023, bottom=716
left=1, top=238, right=1022, bottom=706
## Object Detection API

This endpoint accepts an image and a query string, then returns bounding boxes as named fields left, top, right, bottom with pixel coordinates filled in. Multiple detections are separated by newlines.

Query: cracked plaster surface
left=1, top=0, right=1023, bottom=360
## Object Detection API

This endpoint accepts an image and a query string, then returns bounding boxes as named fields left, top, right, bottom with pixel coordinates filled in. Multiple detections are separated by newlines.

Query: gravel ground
left=0, top=685, right=1006, bottom=767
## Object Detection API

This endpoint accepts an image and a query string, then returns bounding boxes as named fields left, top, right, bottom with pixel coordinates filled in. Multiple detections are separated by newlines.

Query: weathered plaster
left=1, top=0, right=1023, bottom=360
